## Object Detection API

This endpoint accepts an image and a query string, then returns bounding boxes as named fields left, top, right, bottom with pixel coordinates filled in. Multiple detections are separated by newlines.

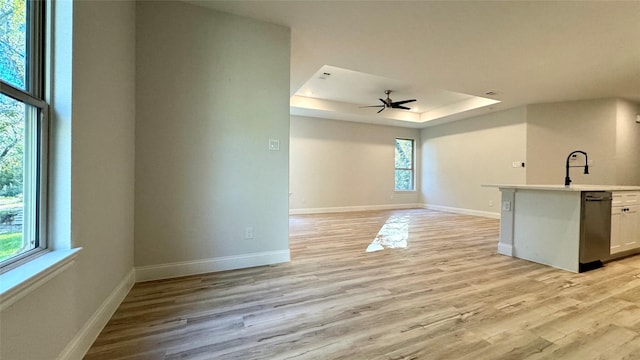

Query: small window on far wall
left=395, top=138, right=414, bottom=191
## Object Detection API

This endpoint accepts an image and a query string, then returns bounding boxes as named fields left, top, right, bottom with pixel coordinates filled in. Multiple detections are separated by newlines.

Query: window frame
left=394, top=138, right=415, bottom=191
left=0, top=0, right=49, bottom=272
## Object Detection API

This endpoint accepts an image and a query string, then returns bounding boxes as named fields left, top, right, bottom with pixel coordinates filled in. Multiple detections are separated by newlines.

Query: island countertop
left=482, top=184, right=640, bottom=192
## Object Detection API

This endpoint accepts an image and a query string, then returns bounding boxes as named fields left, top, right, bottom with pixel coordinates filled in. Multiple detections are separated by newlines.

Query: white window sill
left=0, top=248, right=82, bottom=311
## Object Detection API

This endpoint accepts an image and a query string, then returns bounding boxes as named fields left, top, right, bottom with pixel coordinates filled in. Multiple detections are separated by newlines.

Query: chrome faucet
left=565, top=150, right=589, bottom=187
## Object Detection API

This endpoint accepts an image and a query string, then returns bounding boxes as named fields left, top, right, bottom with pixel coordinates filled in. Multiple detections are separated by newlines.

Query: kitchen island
left=484, top=184, right=640, bottom=272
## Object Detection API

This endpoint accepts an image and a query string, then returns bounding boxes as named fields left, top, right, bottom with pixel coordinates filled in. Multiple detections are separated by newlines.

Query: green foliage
left=395, top=170, right=413, bottom=191
left=1, top=0, right=27, bottom=88
left=395, top=139, right=413, bottom=169
left=0, top=232, right=23, bottom=261
left=0, top=94, right=24, bottom=197
left=1, top=0, right=26, bottom=197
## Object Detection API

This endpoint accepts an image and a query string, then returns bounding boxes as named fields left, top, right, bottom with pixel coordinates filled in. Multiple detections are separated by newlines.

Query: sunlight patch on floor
left=366, top=215, right=410, bottom=252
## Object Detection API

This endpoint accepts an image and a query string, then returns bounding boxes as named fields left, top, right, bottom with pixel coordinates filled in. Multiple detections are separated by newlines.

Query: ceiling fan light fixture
left=361, top=90, right=416, bottom=113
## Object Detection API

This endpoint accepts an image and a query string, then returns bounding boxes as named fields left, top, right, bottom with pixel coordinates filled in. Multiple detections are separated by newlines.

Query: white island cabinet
left=611, top=191, right=640, bottom=254
left=483, top=185, right=640, bottom=273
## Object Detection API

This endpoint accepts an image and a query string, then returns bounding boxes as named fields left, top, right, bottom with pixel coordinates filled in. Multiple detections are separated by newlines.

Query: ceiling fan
left=361, top=90, right=416, bottom=113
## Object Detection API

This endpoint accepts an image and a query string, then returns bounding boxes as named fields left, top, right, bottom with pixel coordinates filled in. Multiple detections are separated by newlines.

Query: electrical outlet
left=489, top=200, right=494, bottom=207
left=245, top=227, right=254, bottom=239
left=502, top=201, right=512, bottom=212
left=268, top=139, right=280, bottom=151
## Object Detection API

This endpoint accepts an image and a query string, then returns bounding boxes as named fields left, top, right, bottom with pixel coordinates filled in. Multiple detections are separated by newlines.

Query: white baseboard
left=135, top=249, right=291, bottom=283
left=497, top=243, right=513, bottom=256
left=290, top=203, right=499, bottom=219
left=422, top=204, right=501, bottom=219
left=290, top=203, right=422, bottom=215
left=58, top=268, right=135, bottom=360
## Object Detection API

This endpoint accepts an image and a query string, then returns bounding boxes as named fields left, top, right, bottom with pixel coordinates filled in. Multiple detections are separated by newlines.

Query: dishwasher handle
left=585, top=197, right=610, bottom=202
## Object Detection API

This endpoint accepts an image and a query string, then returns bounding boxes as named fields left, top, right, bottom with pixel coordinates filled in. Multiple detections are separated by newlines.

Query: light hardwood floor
left=85, top=209, right=640, bottom=359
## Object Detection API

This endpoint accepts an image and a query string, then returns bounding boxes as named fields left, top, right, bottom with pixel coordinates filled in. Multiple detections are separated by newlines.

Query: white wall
left=420, top=107, right=528, bottom=216
left=289, top=115, right=421, bottom=212
left=526, top=98, right=618, bottom=185
left=419, top=98, right=639, bottom=217
left=0, top=1, right=136, bottom=359
left=615, top=99, right=640, bottom=185
left=134, top=2, right=291, bottom=278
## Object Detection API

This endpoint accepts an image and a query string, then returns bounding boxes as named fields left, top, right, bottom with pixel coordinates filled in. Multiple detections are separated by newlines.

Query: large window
left=1, top=0, right=48, bottom=270
left=395, top=138, right=414, bottom=191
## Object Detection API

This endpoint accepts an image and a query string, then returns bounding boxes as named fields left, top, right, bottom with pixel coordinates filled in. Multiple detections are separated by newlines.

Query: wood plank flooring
left=85, top=209, right=640, bottom=359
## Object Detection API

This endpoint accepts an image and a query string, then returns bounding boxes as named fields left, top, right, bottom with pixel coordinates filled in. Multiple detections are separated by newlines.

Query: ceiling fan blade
left=391, top=99, right=416, bottom=106
left=363, top=92, right=416, bottom=113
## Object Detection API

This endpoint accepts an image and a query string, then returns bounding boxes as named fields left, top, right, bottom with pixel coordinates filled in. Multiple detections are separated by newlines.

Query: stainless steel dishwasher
left=579, top=191, right=612, bottom=272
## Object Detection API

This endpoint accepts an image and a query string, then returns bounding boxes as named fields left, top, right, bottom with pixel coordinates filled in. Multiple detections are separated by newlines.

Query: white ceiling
left=296, top=65, right=477, bottom=111
left=189, top=1, right=640, bottom=128
left=290, top=65, right=500, bottom=127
